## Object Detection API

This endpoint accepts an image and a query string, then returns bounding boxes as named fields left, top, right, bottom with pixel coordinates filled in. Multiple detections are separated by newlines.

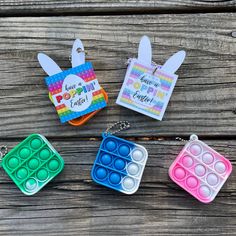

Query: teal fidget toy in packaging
left=0, top=134, right=64, bottom=195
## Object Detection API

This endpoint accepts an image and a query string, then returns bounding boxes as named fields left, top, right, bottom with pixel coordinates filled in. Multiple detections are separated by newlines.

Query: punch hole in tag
left=37, top=38, right=108, bottom=125
left=116, top=35, right=186, bottom=121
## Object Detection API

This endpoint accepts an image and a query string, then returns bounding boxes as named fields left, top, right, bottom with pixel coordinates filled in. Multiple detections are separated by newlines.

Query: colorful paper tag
left=116, top=59, right=178, bottom=120
left=116, top=35, right=186, bottom=121
left=45, top=62, right=107, bottom=123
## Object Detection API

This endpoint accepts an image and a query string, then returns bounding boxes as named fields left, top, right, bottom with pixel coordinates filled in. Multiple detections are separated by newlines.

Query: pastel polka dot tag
left=116, top=35, right=186, bottom=120
left=169, top=134, right=232, bottom=203
left=45, top=62, right=107, bottom=123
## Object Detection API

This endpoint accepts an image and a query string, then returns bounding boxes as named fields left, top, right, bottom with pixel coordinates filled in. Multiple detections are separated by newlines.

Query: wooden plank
left=0, top=0, right=235, bottom=16
left=0, top=14, right=235, bottom=138
left=0, top=139, right=234, bottom=235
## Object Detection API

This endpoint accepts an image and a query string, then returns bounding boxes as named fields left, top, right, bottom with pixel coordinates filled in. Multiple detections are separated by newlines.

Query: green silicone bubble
left=48, top=159, right=59, bottom=171
left=8, top=157, right=19, bottom=169
left=19, top=148, right=30, bottom=159
left=30, top=139, right=42, bottom=149
left=17, top=167, right=28, bottom=179
left=25, top=178, right=38, bottom=191
left=1, top=134, right=64, bottom=195
left=37, top=169, right=48, bottom=181
left=28, top=158, right=39, bottom=170
left=39, top=149, right=50, bottom=160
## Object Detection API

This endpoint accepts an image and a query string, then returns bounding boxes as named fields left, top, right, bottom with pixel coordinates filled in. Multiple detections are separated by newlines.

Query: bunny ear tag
left=71, top=38, right=85, bottom=67
left=137, top=35, right=152, bottom=66
left=116, top=35, right=186, bottom=120
left=38, top=39, right=108, bottom=125
left=38, top=53, right=63, bottom=76
left=161, top=50, right=186, bottom=74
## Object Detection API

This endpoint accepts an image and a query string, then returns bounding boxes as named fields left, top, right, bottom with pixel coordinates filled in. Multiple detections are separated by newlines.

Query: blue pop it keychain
left=91, top=121, right=148, bottom=194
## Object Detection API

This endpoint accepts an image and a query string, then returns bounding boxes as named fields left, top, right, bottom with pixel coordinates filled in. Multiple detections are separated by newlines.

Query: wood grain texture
left=0, top=14, right=235, bottom=137
left=0, top=0, right=235, bottom=16
left=0, top=4, right=235, bottom=235
left=0, top=139, right=235, bottom=236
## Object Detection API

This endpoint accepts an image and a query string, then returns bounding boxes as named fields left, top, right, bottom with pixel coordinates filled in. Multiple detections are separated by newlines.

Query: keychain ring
left=0, top=145, right=7, bottom=160
left=105, top=121, right=130, bottom=135
left=152, top=66, right=158, bottom=75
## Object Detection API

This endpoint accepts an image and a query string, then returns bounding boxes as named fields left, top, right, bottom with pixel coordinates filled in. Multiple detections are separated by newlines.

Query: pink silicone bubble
left=206, top=173, right=219, bottom=186
left=202, top=152, right=214, bottom=165
left=173, top=167, right=186, bottom=180
left=214, top=161, right=226, bottom=174
left=189, top=144, right=202, bottom=156
left=198, top=185, right=211, bottom=198
left=194, top=164, right=206, bottom=177
left=182, top=156, right=194, bottom=168
left=186, top=176, right=198, bottom=189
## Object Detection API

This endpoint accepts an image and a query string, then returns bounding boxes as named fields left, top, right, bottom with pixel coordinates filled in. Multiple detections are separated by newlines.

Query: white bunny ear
left=71, top=38, right=85, bottom=68
left=37, top=53, right=62, bottom=76
left=138, top=35, right=152, bottom=66
left=161, top=50, right=186, bottom=74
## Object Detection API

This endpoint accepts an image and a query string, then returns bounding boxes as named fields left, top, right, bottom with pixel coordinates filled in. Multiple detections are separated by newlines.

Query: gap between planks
left=0, top=0, right=235, bottom=17
left=1, top=135, right=236, bottom=142
left=0, top=8, right=235, bottom=17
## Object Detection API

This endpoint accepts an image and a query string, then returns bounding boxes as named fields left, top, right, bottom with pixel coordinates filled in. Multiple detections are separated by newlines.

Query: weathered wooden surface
left=0, top=14, right=235, bottom=138
left=0, top=1, right=235, bottom=235
left=0, top=0, right=235, bottom=15
left=0, top=139, right=235, bottom=236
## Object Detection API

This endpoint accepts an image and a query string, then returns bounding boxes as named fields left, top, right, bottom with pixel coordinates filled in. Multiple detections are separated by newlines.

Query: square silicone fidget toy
left=169, top=134, right=232, bottom=203
left=1, top=134, right=64, bottom=195
left=91, top=133, right=148, bottom=194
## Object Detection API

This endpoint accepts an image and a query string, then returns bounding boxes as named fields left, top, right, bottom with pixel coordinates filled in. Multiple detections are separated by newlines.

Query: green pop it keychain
left=0, top=134, right=64, bottom=195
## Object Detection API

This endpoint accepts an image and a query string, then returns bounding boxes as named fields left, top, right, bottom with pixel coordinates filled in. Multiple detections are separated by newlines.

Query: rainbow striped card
left=45, top=62, right=107, bottom=123
left=116, top=59, right=178, bottom=120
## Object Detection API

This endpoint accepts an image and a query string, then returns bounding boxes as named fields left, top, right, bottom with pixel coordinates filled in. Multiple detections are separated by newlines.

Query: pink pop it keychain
left=169, top=134, right=232, bottom=203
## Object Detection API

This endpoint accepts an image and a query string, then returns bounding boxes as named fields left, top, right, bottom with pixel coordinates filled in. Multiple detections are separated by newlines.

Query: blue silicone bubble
left=100, top=154, right=112, bottom=165
left=105, top=140, right=117, bottom=152
left=114, top=158, right=126, bottom=170
left=109, top=172, right=121, bottom=185
left=95, top=167, right=107, bottom=180
left=118, top=145, right=130, bottom=156
left=91, top=133, right=148, bottom=194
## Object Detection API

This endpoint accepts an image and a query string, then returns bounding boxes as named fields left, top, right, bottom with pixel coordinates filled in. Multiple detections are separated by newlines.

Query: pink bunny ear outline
left=138, top=35, right=152, bottom=66
left=161, top=50, right=186, bottom=74
left=37, top=53, right=62, bottom=76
